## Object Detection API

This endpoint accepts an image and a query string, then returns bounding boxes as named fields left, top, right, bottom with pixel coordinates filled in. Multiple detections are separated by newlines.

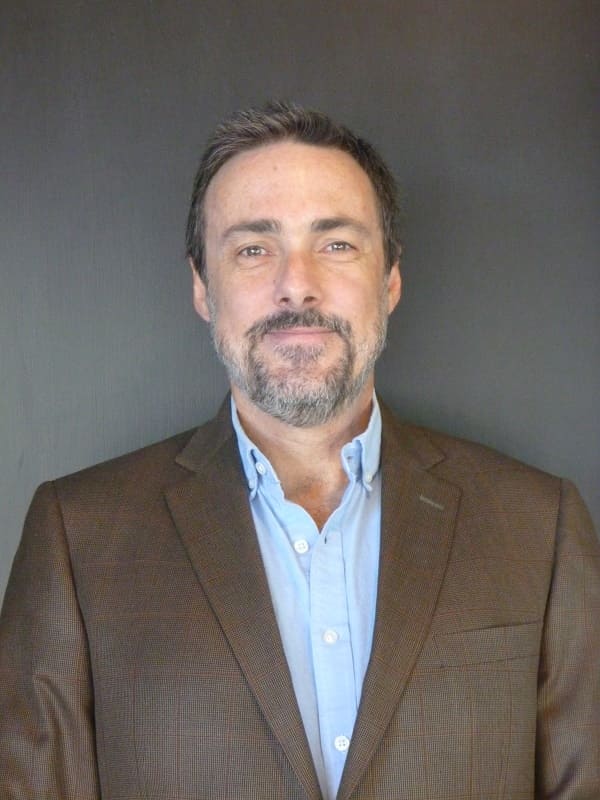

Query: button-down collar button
left=323, top=629, right=339, bottom=645
left=255, top=462, right=267, bottom=476
left=293, top=539, right=309, bottom=554
left=364, top=471, right=373, bottom=484
left=334, top=735, right=350, bottom=752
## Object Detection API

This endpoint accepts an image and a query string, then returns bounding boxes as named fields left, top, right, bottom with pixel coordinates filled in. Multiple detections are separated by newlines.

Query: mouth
left=265, top=327, right=336, bottom=345
left=246, top=309, right=351, bottom=350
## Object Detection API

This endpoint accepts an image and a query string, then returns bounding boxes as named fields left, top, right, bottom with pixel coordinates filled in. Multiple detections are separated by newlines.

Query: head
left=186, top=103, right=402, bottom=427
left=185, top=101, right=402, bottom=282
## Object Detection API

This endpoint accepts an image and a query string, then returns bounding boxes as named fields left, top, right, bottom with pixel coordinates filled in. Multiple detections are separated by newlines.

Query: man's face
left=192, top=141, right=401, bottom=427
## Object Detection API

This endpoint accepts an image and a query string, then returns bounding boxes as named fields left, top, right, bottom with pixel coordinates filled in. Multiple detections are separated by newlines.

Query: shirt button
left=255, top=462, right=267, bottom=475
left=334, top=735, right=350, bottom=752
left=293, top=539, right=309, bottom=554
left=364, top=471, right=373, bottom=484
left=323, top=629, right=339, bottom=645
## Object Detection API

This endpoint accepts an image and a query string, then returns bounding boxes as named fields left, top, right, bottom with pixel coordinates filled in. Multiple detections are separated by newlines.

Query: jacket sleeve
left=535, top=479, right=600, bottom=798
left=0, top=482, right=101, bottom=799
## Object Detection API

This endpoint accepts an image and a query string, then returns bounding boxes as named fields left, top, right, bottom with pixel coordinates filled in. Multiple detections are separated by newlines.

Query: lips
left=247, top=309, right=351, bottom=345
left=267, top=327, right=332, bottom=336
left=265, top=327, right=335, bottom=345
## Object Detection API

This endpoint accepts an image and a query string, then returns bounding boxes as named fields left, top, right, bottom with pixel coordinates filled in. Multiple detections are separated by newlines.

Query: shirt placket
left=310, top=488, right=359, bottom=799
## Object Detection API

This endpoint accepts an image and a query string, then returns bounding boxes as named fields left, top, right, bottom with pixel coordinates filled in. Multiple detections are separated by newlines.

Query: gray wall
left=2, top=0, right=598, bottom=600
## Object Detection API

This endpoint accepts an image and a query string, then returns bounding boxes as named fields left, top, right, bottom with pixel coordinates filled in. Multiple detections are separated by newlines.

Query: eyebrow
left=221, top=219, right=281, bottom=243
left=221, top=216, right=372, bottom=245
left=310, top=216, right=371, bottom=237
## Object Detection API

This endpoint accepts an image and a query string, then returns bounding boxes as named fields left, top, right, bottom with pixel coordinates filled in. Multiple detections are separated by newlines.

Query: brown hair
left=185, top=101, right=401, bottom=280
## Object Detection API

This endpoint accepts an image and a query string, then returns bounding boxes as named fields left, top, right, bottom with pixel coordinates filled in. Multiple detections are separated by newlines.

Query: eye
left=238, top=244, right=268, bottom=257
left=325, top=241, right=354, bottom=253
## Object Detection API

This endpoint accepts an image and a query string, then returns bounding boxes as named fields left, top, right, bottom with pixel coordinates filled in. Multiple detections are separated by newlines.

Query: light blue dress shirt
left=231, top=397, right=382, bottom=800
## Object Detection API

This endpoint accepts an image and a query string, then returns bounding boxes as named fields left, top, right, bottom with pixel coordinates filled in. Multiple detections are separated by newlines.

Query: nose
left=273, top=250, right=321, bottom=309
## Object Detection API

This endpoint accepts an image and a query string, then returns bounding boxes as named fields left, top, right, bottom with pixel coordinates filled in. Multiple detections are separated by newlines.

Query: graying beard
left=208, top=296, right=388, bottom=427
left=246, top=340, right=356, bottom=427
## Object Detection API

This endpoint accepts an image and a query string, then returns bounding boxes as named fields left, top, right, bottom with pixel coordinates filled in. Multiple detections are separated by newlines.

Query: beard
left=208, top=296, right=389, bottom=428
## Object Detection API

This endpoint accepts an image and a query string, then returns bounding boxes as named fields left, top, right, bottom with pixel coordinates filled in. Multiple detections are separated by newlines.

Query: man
left=1, top=102, right=598, bottom=799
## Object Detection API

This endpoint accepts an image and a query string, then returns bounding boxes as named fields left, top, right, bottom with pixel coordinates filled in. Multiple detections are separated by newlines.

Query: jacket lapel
left=165, top=407, right=321, bottom=800
left=338, top=410, right=461, bottom=800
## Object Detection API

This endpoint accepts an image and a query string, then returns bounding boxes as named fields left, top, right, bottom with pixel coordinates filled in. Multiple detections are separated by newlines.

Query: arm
left=536, top=479, right=600, bottom=798
left=0, top=482, right=101, bottom=799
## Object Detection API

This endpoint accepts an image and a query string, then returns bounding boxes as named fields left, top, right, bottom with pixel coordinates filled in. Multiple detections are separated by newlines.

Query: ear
left=386, top=260, right=402, bottom=314
left=189, top=258, right=211, bottom=322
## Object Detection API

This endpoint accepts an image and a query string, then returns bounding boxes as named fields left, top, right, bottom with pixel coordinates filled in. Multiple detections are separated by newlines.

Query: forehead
left=203, top=141, right=380, bottom=230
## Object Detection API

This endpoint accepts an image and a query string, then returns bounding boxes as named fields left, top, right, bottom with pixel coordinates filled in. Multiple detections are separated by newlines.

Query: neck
left=233, top=381, right=374, bottom=463
left=232, top=381, right=375, bottom=526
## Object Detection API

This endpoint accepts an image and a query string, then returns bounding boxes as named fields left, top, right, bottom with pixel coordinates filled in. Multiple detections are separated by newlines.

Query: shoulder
left=21, top=407, right=235, bottom=563
left=52, top=428, right=195, bottom=504
left=380, top=406, right=600, bottom=575
left=380, top=402, right=563, bottom=518
left=49, top=401, right=233, bottom=510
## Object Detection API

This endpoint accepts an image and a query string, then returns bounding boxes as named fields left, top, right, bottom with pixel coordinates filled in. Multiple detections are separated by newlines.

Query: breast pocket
left=433, top=621, right=542, bottom=670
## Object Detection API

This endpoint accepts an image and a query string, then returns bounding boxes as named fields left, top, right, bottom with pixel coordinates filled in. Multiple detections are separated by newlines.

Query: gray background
left=1, top=0, right=598, bottom=602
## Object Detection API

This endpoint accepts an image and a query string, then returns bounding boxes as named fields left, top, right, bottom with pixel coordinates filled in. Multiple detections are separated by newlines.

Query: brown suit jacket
left=1, top=401, right=599, bottom=799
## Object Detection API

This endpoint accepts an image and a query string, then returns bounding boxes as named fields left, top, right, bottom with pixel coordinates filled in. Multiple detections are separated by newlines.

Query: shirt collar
left=231, top=393, right=382, bottom=498
left=340, top=394, right=381, bottom=492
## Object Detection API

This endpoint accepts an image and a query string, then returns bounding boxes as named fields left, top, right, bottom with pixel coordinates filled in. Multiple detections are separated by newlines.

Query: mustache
left=246, top=309, right=352, bottom=341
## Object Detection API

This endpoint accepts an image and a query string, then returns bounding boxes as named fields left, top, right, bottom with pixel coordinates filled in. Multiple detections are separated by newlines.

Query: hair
left=185, top=101, right=402, bottom=280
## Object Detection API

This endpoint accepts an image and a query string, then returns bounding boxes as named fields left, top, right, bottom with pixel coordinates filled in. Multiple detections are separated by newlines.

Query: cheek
left=234, top=286, right=276, bottom=324
left=347, top=288, right=383, bottom=322
left=211, top=296, right=258, bottom=342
